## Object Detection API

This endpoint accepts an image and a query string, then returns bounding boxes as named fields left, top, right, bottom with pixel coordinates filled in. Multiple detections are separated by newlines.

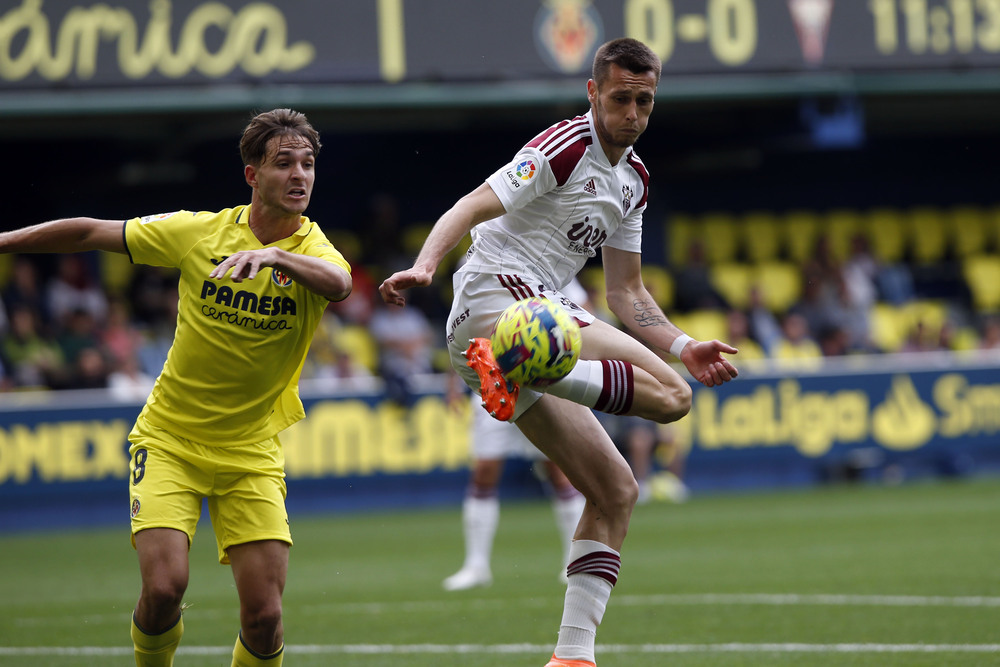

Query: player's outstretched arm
left=0, top=218, right=127, bottom=255
left=602, top=247, right=738, bottom=387
left=379, top=182, right=506, bottom=307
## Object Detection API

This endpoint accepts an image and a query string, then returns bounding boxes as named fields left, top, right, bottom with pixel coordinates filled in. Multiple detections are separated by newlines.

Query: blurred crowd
left=1, top=198, right=998, bottom=400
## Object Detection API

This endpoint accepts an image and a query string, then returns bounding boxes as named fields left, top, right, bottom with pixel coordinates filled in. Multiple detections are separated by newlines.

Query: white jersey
left=463, top=110, right=648, bottom=291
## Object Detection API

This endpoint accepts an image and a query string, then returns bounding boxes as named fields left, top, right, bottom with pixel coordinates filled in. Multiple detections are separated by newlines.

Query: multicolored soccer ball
left=490, top=297, right=581, bottom=387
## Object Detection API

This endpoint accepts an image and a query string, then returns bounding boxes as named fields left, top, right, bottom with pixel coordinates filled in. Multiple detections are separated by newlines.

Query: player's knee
left=242, top=601, right=283, bottom=636
left=648, top=379, right=692, bottom=424
left=140, top=578, right=187, bottom=613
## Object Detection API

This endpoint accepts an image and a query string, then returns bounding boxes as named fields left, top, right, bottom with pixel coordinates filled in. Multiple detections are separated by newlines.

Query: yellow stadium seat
left=865, top=207, right=907, bottom=264
left=672, top=309, right=728, bottom=343
left=869, top=303, right=908, bottom=352
left=948, top=205, right=988, bottom=258
left=741, top=211, right=781, bottom=263
left=752, top=261, right=802, bottom=314
left=700, top=212, right=739, bottom=264
left=907, top=207, right=948, bottom=264
left=402, top=222, right=435, bottom=259
left=962, top=254, right=1000, bottom=312
left=339, top=324, right=379, bottom=373
left=783, top=210, right=822, bottom=264
left=641, top=265, right=674, bottom=310
left=709, top=262, right=752, bottom=310
left=825, top=209, right=862, bottom=262
left=667, top=214, right=697, bottom=268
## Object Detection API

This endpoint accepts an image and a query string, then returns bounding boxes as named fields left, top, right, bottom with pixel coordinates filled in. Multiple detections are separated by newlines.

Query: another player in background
left=0, top=109, right=352, bottom=667
left=444, top=380, right=586, bottom=590
left=380, top=38, right=738, bottom=667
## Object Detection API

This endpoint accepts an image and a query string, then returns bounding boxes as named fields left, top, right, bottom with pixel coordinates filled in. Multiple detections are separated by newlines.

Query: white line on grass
left=1, top=643, right=999, bottom=657
left=14, top=593, right=1000, bottom=627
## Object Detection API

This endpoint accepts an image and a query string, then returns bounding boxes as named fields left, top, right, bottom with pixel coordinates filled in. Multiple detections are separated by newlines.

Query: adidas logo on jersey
left=584, top=178, right=597, bottom=196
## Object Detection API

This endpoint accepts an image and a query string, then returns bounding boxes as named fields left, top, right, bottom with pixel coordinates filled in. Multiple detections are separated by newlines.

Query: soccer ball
left=490, top=297, right=581, bottom=387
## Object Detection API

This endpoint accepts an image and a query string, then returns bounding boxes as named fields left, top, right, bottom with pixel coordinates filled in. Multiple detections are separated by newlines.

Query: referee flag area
left=1, top=478, right=997, bottom=667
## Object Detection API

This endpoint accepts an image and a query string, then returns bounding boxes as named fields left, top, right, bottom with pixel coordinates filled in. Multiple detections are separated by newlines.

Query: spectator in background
left=108, top=352, right=156, bottom=402
left=2, top=305, right=65, bottom=388
left=101, top=297, right=146, bottom=369
left=444, top=378, right=585, bottom=591
left=62, top=346, right=110, bottom=390
left=4, top=257, right=51, bottom=329
left=47, top=254, right=108, bottom=326
left=839, top=234, right=879, bottom=351
left=978, top=316, right=1000, bottom=352
left=56, top=308, right=101, bottom=372
left=369, top=298, right=435, bottom=405
left=772, top=312, right=823, bottom=369
left=725, top=308, right=766, bottom=362
left=673, top=238, right=728, bottom=312
left=745, top=286, right=783, bottom=355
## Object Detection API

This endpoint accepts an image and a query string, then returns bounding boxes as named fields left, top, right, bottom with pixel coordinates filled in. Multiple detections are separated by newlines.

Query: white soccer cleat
left=442, top=567, right=493, bottom=591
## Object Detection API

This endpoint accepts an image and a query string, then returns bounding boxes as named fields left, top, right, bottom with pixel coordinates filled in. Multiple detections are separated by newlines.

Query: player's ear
left=587, top=79, right=597, bottom=103
left=244, top=164, right=257, bottom=188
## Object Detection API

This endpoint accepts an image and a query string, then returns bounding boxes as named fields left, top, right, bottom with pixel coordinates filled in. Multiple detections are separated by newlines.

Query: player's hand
left=208, top=249, right=277, bottom=282
left=379, top=267, right=433, bottom=306
left=681, top=340, right=739, bottom=388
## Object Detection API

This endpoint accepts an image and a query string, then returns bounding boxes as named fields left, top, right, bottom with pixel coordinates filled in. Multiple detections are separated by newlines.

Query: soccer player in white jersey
left=0, top=109, right=352, bottom=667
left=381, top=38, right=738, bottom=666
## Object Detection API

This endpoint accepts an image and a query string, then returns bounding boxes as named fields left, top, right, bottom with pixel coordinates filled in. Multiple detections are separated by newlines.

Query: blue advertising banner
left=0, top=355, right=998, bottom=531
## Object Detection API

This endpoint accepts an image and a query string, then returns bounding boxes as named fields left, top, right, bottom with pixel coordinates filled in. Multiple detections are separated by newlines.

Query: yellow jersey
left=124, top=205, right=350, bottom=446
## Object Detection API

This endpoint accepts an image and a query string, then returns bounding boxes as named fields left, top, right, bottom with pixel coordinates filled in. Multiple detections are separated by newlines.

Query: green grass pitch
left=1, top=477, right=998, bottom=666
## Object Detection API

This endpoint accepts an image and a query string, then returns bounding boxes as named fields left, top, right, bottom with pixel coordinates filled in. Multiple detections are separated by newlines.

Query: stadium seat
left=868, top=303, right=907, bottom=352
left=907, top=207, right=948, bottom=264
left=700, top=212, right=739, bottom=264
left=671, top=309, right=728, bottom=344
left=962, top=254, right=1000, bottom=312
left=709, top=262, right=752, bottom=310
left=667, top=214, right=697, bottom=267
left=100, top=251, right=134, bottom=295
left=865, top=207, right=907, bottom=264
left=948, top=205, right=988, bottom=258
left=752, top=261, right=802, bottom=314
left=782, top=210, right=822, bottom=264
left=403, top=222, right=435, bottom=259
left=339, top=324, right=380, bottom=373
left=825, top=209, right=861, bottom=262
left=641, top=265, right=674, bottom=310
left=741, top=211, right=781, bottom=263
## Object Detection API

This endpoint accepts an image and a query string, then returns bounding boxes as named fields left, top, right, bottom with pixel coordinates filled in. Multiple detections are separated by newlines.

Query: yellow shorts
left=128, top=418, right=292, bottom=564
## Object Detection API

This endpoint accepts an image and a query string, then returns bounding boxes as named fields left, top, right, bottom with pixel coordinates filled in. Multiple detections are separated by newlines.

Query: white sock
left=545, top=359, right=635, bottom=415
left=461, top=495, right=499, bottom=572
left=552, top=492, right=586, bottom=567
left=555, top=540, right=621, bottom=662
left=544, top=359, right=605, bottom=406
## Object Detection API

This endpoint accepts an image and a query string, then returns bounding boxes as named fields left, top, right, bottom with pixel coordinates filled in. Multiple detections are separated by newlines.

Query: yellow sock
left=131, top=612, right=183, bottom=667
left=232, top=632, right=284, bottom=666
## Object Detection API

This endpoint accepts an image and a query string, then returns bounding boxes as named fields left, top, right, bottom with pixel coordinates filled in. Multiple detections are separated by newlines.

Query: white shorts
left=447, top=270, right=595, bottom=421
left=470, top=394, right=545, bottom=460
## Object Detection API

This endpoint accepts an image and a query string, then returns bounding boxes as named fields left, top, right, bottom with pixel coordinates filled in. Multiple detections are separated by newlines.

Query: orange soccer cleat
left=544, top=655, right=596, bottom=667
left=463, top=338, right=518, bottom=421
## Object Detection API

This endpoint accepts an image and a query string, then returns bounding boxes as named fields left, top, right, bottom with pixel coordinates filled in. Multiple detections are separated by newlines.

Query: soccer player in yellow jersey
left=0, top=109, right=352, bottom=666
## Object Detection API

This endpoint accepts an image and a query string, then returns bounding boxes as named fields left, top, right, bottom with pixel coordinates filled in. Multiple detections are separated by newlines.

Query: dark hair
left=239, top=108, right=321, bottom=166
left=592, top=38, right=661, bottom=87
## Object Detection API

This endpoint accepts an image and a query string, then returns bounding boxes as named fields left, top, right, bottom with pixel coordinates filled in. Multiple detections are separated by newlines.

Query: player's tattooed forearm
left=632, top=299, right=667, bottom=327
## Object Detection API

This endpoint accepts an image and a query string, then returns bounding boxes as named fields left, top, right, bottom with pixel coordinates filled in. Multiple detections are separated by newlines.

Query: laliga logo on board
left=271, top=269, right=293, bottom=287
left=534, top=0, right=604, bottom=74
